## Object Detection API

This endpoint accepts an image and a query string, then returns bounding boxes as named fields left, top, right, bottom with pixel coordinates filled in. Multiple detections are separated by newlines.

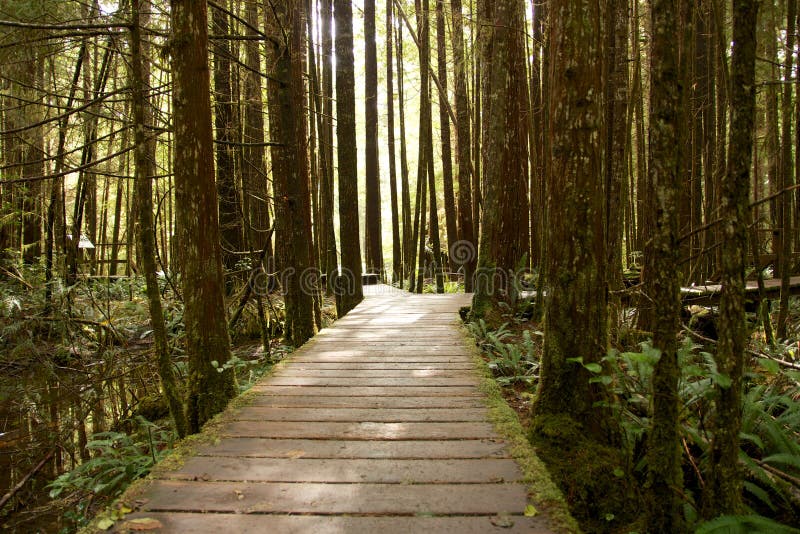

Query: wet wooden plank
left=168, top=457, right=523, bottom=484
left=194, top=438, right=510, bottom=459
left=231, top=407, right=489, bottom=422
left=139, top=481, right=530, bottom=515
left=118, top=513, right=552, bottom=533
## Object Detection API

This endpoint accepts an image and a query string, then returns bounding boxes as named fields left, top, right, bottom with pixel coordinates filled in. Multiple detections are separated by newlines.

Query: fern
left=695, top=514, right=800, bottom=534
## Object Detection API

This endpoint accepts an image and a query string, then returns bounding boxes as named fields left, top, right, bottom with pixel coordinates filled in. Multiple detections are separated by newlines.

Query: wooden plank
left=218, top=421, right=497, bottom=440
left=248, top=386, right=482, bottom=397
left=139, top=481, right=530, bottom=515
left=245, top=395, right=486, bottom=409
left=282, top=362, right=475, bottom=370
left=119, top=513, right=552, bottom=533
left=272, top=368, right=477, bottom=378
left=194, top=438, right=510, bottom=459
left=167, top=457, right=523, bottom=484
left=263, top=377, right=479, bottom=387
left=231, top=407, right=489, bottom=422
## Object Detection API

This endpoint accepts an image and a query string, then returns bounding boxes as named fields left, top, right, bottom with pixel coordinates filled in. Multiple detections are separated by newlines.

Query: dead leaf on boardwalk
left=286, top=449, right=305, bottom=459
left=490, top=514, right=515, bottom=528
left=234, top=489, right=245, bottom=500
left=118, top=518, right=163, bottom=531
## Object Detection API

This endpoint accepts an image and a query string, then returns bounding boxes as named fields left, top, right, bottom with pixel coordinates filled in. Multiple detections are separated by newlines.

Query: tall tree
left=704, top=0, right=758, bottom=516
left=450, top=0, right=476, bottom=291
left=320, top=0, right=339, bottom=293
left=131, top=0, right=188, bottom=438
left=242, top=0, right=272, bottom=258
left=471, top=0, right=529, bottom=319
left=364, top=0, right=383, bottom=277
left=387, top=0, right=402, bottom=285
left=776, top=0, right=796, bottom=338
left=265, top=0, right=318, bottom=346
left=644, top=0, right=685, bottom=528
left=211, top=6, right=243, bottom=272
left=334, top=0, right=364, bottom=315
left=533, top=0, right=612, bottom=440
left=436, top=0, right=457, bottom=269
left=169, top=0, right=237, bottom=433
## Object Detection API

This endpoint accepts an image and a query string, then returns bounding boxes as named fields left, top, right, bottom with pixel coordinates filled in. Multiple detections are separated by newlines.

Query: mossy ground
left=460, top=326, right=581, bottom=533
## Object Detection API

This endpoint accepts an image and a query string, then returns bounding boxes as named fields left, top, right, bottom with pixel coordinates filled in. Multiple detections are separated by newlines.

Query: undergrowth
left=466, top=299, right=800, bottom=533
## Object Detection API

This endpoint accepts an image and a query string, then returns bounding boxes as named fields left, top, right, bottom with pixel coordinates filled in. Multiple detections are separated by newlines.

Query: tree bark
left=334, top=0, right=364, bottom=315
left=704, top=0, right=757, bottom=515
left=387, top=0, right=402, bottom=286
left=170, top=0, right=237, bottom=433
left=533, top=0, right=612, bottom=441
left=364, top=0, right=383, bottom=277
left=131, top=0, right=188, bottom=438
left=470, top=0, right=529, bottom=319
left=450, top=0, right=476, bottom=291
left=644, top=0, right=685, bottom=528
left=265, top=0, right=318, bottom=346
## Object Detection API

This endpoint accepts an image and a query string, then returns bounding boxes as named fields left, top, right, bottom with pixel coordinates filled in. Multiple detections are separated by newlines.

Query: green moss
left=529, top=413, right=643, bottom=533
left=460, top=326, right=581, bottom=534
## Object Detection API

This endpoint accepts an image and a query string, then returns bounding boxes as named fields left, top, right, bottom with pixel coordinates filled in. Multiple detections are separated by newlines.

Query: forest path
left=119, top=286, right=553, bottom=533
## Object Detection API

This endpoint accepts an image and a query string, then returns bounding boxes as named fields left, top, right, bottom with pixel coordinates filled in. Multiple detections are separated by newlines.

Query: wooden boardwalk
left=120, top=287, right=553, bottom=532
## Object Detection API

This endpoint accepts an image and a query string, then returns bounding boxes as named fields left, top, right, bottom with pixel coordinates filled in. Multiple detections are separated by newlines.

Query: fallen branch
left=0, top=449, right=55, bottom=512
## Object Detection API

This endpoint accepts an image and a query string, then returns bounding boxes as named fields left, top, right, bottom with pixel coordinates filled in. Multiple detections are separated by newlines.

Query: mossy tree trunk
left=169, top=0, right=237, bottom=434
left=644, top=0, right=685, bottom=529
left=471, top=0, right=529, bottom=320
left=334, top=0, right=364, bottom=316
left=532, top=0, right=614, bottom=442
left=130, top=0, right=188, bottom=438
left=265, top=0, right=318, bottom=347
left=704, top=0, right=757, bottom=517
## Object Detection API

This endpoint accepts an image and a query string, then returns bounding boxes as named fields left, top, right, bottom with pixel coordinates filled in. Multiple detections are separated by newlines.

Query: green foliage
left=48, top=417, right=173, bottom=501
left=694, top=514, right=800, bottom=534
left=467, top=320, right=541, bottom=385
left=598, top=338, right=800, bottom=528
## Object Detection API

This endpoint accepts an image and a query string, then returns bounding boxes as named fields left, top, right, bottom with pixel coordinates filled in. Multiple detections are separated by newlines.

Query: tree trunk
left=470, top=0, right=529, bottom=319
left=704, top=0, right=757, bottom=515
left=131, top=0, right=188, bottom=438
left=334, top=0, right=364, bottom=315
left=533, top=0, right=612, bottom=440
left=265, top=1, right=318, bottom=346
left=397, top=17, right=413, bottom=287
left=450, top=0, right=477, bottom=291
left=364, top=0, right=383, bottom=277
left=212, top=7, right=243, bottom=273
left=777, top=0, right=796, bottom=339
left=170, top=0, right=237, bottom=433
left=387, top=0, right=402, bottom=286
left=242, top=0, right=272, bottom=258
left=644, top=0, right=685, bottom=528
left=436, top=0, right=458, bottom=271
